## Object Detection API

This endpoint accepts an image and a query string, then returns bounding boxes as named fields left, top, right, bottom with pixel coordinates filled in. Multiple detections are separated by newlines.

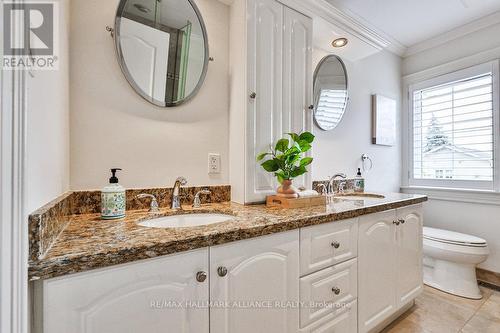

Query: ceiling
left=327, top=0, right=500, bottom=47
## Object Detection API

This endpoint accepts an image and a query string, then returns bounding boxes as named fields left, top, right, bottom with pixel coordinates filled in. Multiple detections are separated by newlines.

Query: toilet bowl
left=423, top=227, right=489, bottom=299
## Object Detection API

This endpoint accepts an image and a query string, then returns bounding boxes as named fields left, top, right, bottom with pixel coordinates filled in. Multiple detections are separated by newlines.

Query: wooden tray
left=266, top=195, right=327, bottom=209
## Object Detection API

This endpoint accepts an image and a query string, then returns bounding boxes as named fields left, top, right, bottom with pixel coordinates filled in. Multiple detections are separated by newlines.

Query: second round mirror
left=313, top=55, right=349, bottom=131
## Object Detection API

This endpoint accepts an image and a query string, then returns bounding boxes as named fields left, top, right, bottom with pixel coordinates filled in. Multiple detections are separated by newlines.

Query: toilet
left=423, top=227, right=489, bottom=299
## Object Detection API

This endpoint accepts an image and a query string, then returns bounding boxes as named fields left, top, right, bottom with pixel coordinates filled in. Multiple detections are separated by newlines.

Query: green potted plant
left=257, top=132, right=315, bottom=198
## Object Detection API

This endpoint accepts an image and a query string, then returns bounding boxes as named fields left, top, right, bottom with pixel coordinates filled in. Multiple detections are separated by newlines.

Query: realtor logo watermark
left=3, top=1, right=59, bottom=70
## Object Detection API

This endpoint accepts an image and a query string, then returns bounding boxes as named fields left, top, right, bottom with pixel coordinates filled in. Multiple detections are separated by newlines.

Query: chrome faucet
left=171, top=177, right=187, bottom=210
left=328, top=173, right=347, bottom=194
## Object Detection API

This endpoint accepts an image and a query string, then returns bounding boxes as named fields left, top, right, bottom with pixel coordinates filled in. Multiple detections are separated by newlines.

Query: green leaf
left=299, top=132, right=315, bottom=144
left=256, top=152, right=270, bottom=161
left=275, top=139, right=289, bottom=153
left=290, top=166, right=307, bottom=178
left=298, top=140, right=312, bottom=152
left=300, top=157, right=313, bottom=167
left=261, top=159, right=280, bottom=172
left=287, top=133, right=300, bottom=142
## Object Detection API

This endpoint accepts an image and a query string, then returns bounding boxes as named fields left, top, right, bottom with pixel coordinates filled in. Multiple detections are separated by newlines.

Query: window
left=408, top=61, right=499, bottom=190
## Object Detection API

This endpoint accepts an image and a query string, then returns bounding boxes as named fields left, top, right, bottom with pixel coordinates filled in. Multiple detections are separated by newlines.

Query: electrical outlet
left=208, top=153, right=221, bottom=174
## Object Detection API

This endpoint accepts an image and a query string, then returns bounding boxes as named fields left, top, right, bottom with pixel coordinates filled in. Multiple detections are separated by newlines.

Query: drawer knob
left=393, top=220, right=400, bottom=226
left=217, top=266, right=228, bottom=277
left=399, top=219, right=405, bottom=224
left=331, top=241, right=340, bottom=249
left=250, top=92, right=257, bottom=99
left=196, top=271, right=207, bottom=283
left=332, top=287, right=341, bottom=295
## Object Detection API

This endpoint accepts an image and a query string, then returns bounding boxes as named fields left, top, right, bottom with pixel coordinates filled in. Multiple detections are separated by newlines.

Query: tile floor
left=383, top=285, right=500, bottom=333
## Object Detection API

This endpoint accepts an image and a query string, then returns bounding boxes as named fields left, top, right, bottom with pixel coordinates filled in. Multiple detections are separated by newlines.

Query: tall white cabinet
left=230, top=0, right=313, bottom=204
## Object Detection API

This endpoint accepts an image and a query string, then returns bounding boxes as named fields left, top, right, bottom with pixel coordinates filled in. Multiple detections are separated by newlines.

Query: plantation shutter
left=412, top=72, right=494, bottom=182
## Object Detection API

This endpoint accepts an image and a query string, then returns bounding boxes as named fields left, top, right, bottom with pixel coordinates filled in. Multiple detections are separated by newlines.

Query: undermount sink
left=334, top=193, right=386, bottom=200
left=138, top=213, right=234, bottom=229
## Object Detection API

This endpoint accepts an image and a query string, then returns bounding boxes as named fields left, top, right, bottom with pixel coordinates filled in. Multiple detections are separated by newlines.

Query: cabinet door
left=43, top=249, right=209, bottom=333
left=210, top=230, right=300, bottom=333
left=283, top=7, right=313, bottom=189
left=246, top=0, right=284, bottom=202
left=358, top=210, right=397, bottom=333
left=396, top=204, right=423, bottom=307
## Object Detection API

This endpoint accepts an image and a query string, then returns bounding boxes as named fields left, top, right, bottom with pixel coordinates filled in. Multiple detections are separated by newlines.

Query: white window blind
left=412, top=72, right=494, bottom=183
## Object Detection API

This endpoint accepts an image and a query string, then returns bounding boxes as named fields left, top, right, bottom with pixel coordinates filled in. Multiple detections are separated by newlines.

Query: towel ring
left=361, top=154, right=373, bottom=172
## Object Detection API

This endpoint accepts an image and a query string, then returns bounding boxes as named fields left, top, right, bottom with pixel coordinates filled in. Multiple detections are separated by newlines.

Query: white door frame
left=1, top=0, right=29, bottom=332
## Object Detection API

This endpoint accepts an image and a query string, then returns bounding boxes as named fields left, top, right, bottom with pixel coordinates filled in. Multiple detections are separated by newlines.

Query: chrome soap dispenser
left=101, top=168, right=126, bottom=220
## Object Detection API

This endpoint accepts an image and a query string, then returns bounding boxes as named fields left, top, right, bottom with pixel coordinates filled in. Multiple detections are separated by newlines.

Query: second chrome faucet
left=171, top=177, right=188, bottom=209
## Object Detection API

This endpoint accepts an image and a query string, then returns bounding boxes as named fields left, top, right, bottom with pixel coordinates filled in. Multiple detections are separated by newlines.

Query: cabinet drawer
left=300, top=300, right=357, bottom=333
left=300, top=218, right=358, bottom=276
left=300, top=258, right=358, bottom=328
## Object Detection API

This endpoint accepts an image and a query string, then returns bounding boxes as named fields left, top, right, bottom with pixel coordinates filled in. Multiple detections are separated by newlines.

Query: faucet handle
left=193, top=189, right=211, bottom=208
left=317, top=183, right=327, bottom=196
left=136, top=194, right=160, bottom=213
left=176, top=176, right=188, bottom=186
left=338, top=182, right=346, bottom=194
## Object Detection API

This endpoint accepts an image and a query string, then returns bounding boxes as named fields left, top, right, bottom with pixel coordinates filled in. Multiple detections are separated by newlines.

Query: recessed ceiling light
left=332, top=38, right=348, bottom=48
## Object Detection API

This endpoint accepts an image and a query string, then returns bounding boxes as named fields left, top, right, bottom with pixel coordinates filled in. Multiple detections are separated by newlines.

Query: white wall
left=70, top=0, right=230, bottom=190
left=26, top=0, right=70, bottom=213
left=312, top=49, right=403, bottom=193
left=402, top=23, right=500, bottom=273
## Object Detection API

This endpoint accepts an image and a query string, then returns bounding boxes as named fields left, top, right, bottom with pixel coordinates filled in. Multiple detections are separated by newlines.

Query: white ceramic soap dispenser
left=101, top=168, right=126, bottom=220
left=354, top=168, right=365, bottom=193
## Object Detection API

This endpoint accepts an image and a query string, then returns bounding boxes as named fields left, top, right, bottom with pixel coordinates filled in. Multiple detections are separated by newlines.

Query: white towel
left=297, top=190, right=319, bottom=198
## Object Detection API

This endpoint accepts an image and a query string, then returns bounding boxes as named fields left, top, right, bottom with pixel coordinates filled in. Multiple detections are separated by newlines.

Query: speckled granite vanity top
left=28, top=191, right=427, bottom=280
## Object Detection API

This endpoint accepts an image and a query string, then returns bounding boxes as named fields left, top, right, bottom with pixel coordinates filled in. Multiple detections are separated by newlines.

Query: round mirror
left=313, top=55, right=349, bottom=131
left=115, top=0, right=209, bottom=107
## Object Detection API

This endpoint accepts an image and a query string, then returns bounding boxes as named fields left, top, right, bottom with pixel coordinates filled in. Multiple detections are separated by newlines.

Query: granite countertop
left=28, top=193, right=427, bottom=281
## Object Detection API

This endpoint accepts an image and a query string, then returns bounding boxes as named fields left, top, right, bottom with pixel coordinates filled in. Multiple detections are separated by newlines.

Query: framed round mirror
left=313, top=55, right=349, bottom=131
left=114, top=0, right=209, bottom=107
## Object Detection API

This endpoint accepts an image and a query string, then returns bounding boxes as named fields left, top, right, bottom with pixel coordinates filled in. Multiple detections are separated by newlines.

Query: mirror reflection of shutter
left=315, top=89, right=348, bottom=128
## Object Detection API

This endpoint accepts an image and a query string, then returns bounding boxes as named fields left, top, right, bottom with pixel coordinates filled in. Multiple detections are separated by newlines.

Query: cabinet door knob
left=250, top=92, right=257, bottom=99
left=331, top=241, right=340, bottom=249
left=399, top=219, right=405, bottom=224
left=196, top=271, right=207, bottom=283
left=393, top=220, right=400, bottom=226
left=217, top=266, right=228, bottom=277
left=332, top=287, right=341, bottom=295
left=308, top=105, right=314, bottom=110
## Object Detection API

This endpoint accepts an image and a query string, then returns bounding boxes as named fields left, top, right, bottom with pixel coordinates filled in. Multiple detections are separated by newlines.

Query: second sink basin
left=334, top=193, right=386, bottom=200
left=138, top=213, right=234, bottom=229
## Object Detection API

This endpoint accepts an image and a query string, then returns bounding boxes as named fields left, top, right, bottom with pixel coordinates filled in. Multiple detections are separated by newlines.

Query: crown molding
left=318, top=0, right=407, bottom=56
left=405, top=10, right=500, bottom=57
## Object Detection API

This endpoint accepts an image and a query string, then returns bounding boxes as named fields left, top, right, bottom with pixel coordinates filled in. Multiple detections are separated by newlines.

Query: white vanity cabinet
left=230, top=0, right=313, bottom=204
left=358, top=204, right=423, bottom=333
left=41, top=249, right=210, bottom=333
left=210, top=230, right=300, bottom=333
left=39, top=231, right=300, bottom=333
left=38, top=205, right=424, bottom=333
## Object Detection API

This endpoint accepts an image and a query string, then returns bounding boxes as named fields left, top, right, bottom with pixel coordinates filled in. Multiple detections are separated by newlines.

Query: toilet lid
left=423, top=227, right=487, bottom=247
